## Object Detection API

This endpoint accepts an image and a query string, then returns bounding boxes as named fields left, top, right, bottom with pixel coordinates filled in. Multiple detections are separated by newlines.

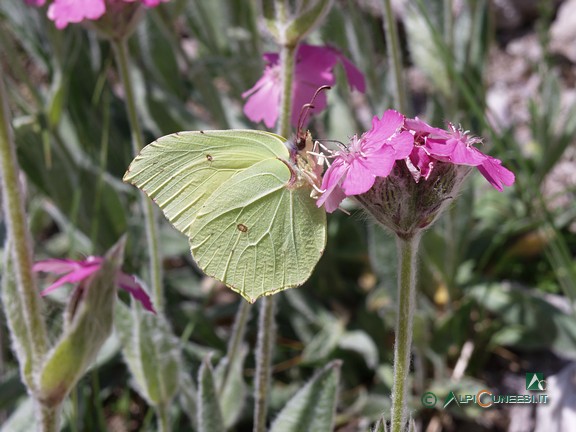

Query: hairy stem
left=220, top=301, right=252, bottom=394
left=111, top=38, right=164, bottom=313
left=277, top=43, right=297, bottom=138
left=253, top=296, right=276, bottom=432
left=0, top=54, right=48, bottom=378
left=381, top=0, right=407, bottom=114
left=39, top=404, right=60, bottom=432
left=156, top=403, right=170, bottom=432
left=252, top=21, right=298, bottom=432
left=391, top=234, right=420, bottom=432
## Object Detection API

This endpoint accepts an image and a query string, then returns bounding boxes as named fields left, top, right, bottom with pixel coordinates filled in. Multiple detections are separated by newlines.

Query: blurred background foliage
left=1, top=0, right=575, bottom=430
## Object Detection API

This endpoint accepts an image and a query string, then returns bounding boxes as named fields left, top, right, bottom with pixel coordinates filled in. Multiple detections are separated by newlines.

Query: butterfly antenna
left=297, top=85, right=332, bottom=134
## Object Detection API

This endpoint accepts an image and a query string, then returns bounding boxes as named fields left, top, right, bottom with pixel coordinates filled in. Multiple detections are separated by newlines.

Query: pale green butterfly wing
left=123, top=130, right=288, bottom=235
left=189, top=158, right=326, bottom=302
left=124, top=130, right=326, bottom=302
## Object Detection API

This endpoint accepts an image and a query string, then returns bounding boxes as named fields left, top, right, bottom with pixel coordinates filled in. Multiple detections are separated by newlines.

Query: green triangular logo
left=443, top=391, right=460, bottom=408
left=526, top=373, right=545, bottom=391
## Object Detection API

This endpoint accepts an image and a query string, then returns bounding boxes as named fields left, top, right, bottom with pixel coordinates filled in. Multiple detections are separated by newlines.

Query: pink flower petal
left=365, top=110, right=405, bottom=145
left=408, top=146, right=435, bottom=181
left=405, top=117, right=448, bottom=137
left=358, top=145, right=397, bottom=179
left=338, top=52, right=366, bottom=93
left=341, top=158, right=379, bottom=195
left=317, top=158, right=349, bottom=212
left=33, top=258, right=84, bottom=274
left=477, top=156, right=515, bottom=191
left=117, top=273, right=156, bottom=313
left=387, top=131, right=414, bottom=160
left=40, top=265, right=101, bottom=296
left=448, top=141, right=486, bottom=166
left=242, top=68, right=281, bottom=128
left=25, top=0, right=46, bottom=6
left=140, top=0, right=167, bottom=6
left=47, top=0, right=106, bottom=29
left=316, top=183, right=346, bottom=213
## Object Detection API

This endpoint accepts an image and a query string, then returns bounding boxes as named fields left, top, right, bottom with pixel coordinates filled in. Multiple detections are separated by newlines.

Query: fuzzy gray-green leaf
left=270, top=360, right=341, bottom=432
left=114, top=301, right=181, bottom=406
left=198, top=357, right=225, bottom=432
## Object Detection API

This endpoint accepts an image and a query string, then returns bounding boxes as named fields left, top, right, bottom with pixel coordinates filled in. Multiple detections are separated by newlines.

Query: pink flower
left=47, top=0, right=106, bottom=29
left=32, top=0, right=168, bottom=29
left=34, top=257, right=155, bottom=313
left=316, top=109, right=413, bottom=212
left=242, top=44, right=365, bottom=129
left=406, top=117, right=515, bottom=189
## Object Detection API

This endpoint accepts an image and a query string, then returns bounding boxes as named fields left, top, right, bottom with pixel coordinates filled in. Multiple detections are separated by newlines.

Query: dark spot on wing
left=206, top=154, right=213, bottom=162
left=200, top=130, right=205, bottom=134
left=237, top=223, right=248, bottom=232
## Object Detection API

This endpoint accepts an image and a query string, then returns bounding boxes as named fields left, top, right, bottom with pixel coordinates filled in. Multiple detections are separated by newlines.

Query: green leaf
left=338, top=330, right=379, bottom=369
left=301, top=317, right=344, bottom=364
left=37, top=237, right=126, bottom=407
left=269, top=360, right=341, bottom=432
left=215, top=345, right=248, bottom=429
left=197, top=357, right=225, bottom=432
left=1, top=245, right=34, bottom=389
left=124, top=130, right=326, bottom=302
left=285, top=0, right=334, bottom=46
left=177, top=372, right=198, bottom=431
left=114, top=300, right=182, bottom=407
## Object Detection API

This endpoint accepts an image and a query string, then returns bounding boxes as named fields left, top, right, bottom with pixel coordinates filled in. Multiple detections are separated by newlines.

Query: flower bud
left=354, top=160, right=472, bottom=239
left=36, top=237, right=126, bottom=407
left=261, top=0, right=334, bottom=47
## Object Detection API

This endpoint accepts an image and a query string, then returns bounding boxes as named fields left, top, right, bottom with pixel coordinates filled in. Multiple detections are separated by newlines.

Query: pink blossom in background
left=27, top=0, right=168, bottom=29
left=316, top=110, right=413, bottom=212
left=243, top=44, right=366, bottom=129
left=47, top=0, right=106, bottom=29
left=34, top=257, right=155, bottom=313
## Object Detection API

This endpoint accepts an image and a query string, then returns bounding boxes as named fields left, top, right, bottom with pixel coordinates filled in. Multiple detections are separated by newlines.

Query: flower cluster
left=243, top=44, right=365, bottom=129
left=26, top=0, right=167, bottom=29
left=317, top=110, right=515, bottom=236
left=34, top=256, right=155, bottom=313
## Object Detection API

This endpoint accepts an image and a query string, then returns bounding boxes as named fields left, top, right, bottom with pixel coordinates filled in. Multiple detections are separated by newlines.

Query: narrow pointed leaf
left=114, top=301, right=181, bottom=406
left=1, top=245, right=34, bottom=389
left=197, top=357, right=225, bottom=432
left=270, top=360, right=341, bottom=432
left=215, top=345, right=248, bottom=428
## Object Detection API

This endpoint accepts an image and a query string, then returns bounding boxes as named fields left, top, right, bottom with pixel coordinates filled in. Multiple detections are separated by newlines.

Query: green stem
left=277, top=42, right=297, bottom=138
left=39, top=404, right=59, bottom=432
left=253, top=296, right=276, bottom=432
left=390, top=234, right=420, bottom=432
left=381, top=0, right=407, bottom=114
left=220, top=301, right=252, bottom=394
left=156, top=403, right=170, bottom=432
left=0, top=52, right=49, bottom=376
left=111, top=38, right=164, bottom=313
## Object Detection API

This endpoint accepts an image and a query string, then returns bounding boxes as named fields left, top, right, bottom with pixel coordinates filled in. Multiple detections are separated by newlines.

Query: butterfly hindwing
left=189, top=159, right=326, bottom=302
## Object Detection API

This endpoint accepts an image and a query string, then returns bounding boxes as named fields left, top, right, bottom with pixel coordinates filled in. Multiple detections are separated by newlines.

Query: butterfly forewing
left=124, top=130, right=288, bottom=235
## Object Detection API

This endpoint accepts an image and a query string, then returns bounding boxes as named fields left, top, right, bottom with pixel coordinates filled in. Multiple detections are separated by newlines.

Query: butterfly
left=124, top=128, right=327, bottom=303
